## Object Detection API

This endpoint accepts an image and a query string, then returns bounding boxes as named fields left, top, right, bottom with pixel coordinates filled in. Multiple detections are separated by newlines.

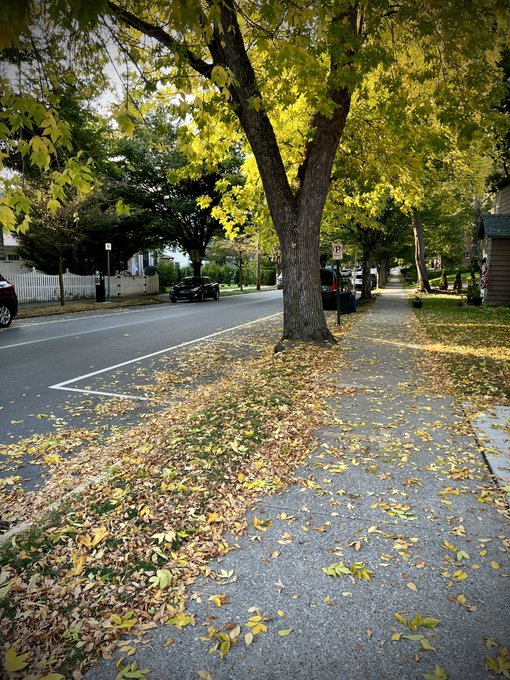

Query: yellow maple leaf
left=4, top=647, right=30, bottom=672
left=77, top=525, right=109, bottom=548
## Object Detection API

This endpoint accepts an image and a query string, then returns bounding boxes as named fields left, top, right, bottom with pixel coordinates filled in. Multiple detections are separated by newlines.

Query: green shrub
left=202, top=262, right=235, bottom=284
left=466, top=277, right=480, bottom=299
left=453, top=270, right=462, bottom=293
left=157, top=261, right=181, bottom=287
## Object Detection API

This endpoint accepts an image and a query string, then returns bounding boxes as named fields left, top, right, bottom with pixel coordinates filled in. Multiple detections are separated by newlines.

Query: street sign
left=105, top=243, right=112, bottom=251
left=332, top=243, right=343, bottom=260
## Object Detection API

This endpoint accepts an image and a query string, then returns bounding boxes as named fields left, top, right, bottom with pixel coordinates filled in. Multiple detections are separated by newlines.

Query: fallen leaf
left=208, top=593, right=228, bottom=608
left=4, top=647, right=30, bottom=672
left=198, top=672, right=213, bottom=680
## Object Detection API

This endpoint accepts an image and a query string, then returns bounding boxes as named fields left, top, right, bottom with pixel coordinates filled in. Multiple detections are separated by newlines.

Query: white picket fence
left=9, top=270, right=159, bottom=303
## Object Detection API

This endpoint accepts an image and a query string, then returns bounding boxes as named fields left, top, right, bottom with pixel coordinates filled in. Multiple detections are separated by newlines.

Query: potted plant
left=412, top=296, right=423, bottom=308
left=453, top=270, right=463, bottom=293
left=466, top=278, right=482, bottom=306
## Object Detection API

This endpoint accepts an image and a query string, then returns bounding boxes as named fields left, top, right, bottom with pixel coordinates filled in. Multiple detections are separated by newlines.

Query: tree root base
left=274, top=335, right=338, bottom=354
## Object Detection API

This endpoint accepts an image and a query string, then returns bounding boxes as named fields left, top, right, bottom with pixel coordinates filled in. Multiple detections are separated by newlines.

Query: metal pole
left=336, top=260, right=341, bottom=326
left=107, top=250, right=111, bottom=302
left=256, top=226, right=261, bottom=291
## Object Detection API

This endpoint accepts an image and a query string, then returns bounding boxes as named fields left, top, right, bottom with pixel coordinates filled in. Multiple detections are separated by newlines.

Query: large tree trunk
left=412, top=209, right=431, bottom=293
left=279, top=211, right=329, bottom=341
left=378, top=259, right=388, bottom=287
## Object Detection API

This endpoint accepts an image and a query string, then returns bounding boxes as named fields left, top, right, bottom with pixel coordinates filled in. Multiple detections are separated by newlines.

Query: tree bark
left=412, top=209, right=431, bottom=293
left=378, top=259, right=388, bottom=287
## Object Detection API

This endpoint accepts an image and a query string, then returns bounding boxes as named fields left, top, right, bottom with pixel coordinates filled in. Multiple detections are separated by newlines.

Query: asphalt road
left=0, top=291, right=283, bottom=491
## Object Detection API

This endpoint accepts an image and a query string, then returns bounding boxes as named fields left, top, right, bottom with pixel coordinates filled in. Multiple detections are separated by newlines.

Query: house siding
left=495, top=183, right=510, bottom=215
left=487, top=238, right=510, bottom=302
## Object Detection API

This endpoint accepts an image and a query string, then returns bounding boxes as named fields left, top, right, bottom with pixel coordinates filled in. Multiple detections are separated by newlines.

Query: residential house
left=0, top=232, right=31, bottom=276
left=478, top=178, right=510, bottom=303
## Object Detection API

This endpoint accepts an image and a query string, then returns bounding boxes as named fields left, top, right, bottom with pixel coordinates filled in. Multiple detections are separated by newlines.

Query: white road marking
left=55, top=386, right=150, bottom=401
left=49, top=313, right=281, bottom=400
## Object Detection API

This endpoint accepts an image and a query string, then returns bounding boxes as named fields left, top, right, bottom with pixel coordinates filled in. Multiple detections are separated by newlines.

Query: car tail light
left=331, top=281, right=337, bottom=292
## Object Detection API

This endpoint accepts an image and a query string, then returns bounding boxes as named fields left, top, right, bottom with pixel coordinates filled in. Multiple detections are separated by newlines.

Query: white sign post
left=332, top=243, right=343, bottom=260
left=332, top=243, right=343, bottom=325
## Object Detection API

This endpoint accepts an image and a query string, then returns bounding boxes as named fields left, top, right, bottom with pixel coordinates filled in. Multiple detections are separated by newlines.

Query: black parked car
left=0, top=274, right=18, bottom=327
left=170, top=276, right=220, bottom=303
left=321, top=268, right=352, bottom=309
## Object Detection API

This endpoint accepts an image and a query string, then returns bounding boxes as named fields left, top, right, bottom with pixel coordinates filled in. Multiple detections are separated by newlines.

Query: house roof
left=496, top=177, right=510, bottom=191
left=2, top=232, right=19, bottom=247
left=478, top=213, right=510, bottom=239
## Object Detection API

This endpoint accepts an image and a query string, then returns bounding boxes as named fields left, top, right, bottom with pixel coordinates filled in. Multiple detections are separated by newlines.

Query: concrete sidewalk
left=87, top=279, right=509, bottom=680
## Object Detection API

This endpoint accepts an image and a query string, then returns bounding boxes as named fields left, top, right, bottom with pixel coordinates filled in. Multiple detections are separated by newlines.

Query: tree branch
left=296, top=4, right=358, bottom=214
left=107, top=1, right=213, bottom=78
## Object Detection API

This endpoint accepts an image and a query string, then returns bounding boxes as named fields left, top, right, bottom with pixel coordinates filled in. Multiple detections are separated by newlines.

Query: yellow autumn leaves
left=322, top=560, right=374, bottom=580
left=200, top=608, right=282, bottom=658
left=4, top=646, right=65, bottom=679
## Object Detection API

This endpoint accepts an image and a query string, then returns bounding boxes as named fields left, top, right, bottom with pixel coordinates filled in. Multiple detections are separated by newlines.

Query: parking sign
left=332, top=243, right=343, bottom=260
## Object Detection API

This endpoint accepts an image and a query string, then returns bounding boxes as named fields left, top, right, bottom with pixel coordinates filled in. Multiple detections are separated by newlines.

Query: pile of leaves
left=0, top=316, right=356, bottom=678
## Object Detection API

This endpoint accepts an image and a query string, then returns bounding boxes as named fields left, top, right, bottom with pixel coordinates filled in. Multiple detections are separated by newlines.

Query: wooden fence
left=10, top=270, right=159, bottom=303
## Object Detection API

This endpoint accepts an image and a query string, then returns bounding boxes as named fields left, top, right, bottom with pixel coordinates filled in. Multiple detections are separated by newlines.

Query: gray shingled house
left=478, top=179, right=510, bottom=303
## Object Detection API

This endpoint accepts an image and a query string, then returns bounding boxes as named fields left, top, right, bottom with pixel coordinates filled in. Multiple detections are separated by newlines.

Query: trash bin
left=95, top=272, right=105, bottom=302
left=338, top=291, right=352, bottom=314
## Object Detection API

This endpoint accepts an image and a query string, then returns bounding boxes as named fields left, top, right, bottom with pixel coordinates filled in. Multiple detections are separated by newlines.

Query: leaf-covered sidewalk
left=82, top=280, right=509, bottom=680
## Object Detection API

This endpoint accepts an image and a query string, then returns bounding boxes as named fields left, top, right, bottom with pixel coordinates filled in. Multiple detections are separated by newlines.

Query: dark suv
left=0, top=274, right=18, bottom=327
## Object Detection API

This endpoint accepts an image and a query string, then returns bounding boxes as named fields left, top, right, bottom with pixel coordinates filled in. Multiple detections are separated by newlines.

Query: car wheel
left=0, top=305, right=13, bottom=328
left=170, top=296, right=176, bottom=303
left=214, top=288, right=220, bottom=300
left=197, top=291, right=204, bottom=302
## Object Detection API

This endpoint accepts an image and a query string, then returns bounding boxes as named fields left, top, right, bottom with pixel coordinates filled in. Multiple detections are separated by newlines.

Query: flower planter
left=467, top=296, right=482, bottom=307
left=412, top=299, right=423, bottom=308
